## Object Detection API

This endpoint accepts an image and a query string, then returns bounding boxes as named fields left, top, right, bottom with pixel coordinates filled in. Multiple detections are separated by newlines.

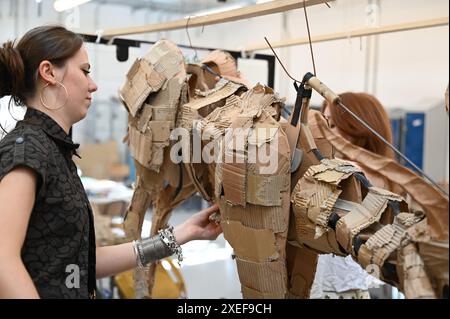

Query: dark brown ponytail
left=0, top=40, right=26, bottom=102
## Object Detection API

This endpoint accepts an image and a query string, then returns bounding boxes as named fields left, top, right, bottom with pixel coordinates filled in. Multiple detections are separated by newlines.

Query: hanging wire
left=186, top=15, right=199, bottom=62
left=303, top=0, right=317, bottom=76
left=264, top=37, right=302, bottom=84
left=265, top=4, right=448, bottom=198
left=264, top=0, right=332, bottom=82
left=336, top=101, right=449, bottom=198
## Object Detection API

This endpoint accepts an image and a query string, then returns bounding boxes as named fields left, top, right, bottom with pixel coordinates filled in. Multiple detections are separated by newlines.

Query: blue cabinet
left=390, top=112, right=424, bottom=170
left=389, top=104, right=448, bottom=183
left=404, top=113, right=425, bottom=170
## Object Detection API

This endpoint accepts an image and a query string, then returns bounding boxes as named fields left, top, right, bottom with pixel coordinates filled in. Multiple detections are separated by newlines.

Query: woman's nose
left=89, top=80, right=98, bottom=93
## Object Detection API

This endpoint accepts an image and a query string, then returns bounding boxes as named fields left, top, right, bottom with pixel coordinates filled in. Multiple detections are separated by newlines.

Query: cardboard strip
left=128, top=124, right=153, bottom=169
left=137, top=104, right=153, bottom=133
left=148, top=142, right=167, bottom=172
left=123, top=182, right=152, bottom=240
left=335, top=191, right=390, bottom=253
left=235, top=258, right=287, bottom=293
left=315, top=190, right=341, bottom=229
left=399, top=243, right=436, bottom=298
left=153, top=50, right=184, bottom=80
left=357, top=222, right=406, bottom=269
left=241, top=285, right=285, bottom=299
left=120, top=59, right=166, bottom=117
left=247, top=124, right=279, bottom=147
left=148, top=121, right=173, bottom=142
left=219, top=197, right=288, bottom=233
left=286, top=244, right=318, bottom=299
left=151, top=106, right=177, bottom=121
left=291, top=213, right=344, bottom=255
left=246, top=174, right=289, bottom=207
left=315, top=111, right=449, bottom=240
left=416, top=240, right=449, bottom=298
left=177, top=104, right=197, bottom=130
left=221, top=220, right=278, bottom=262
left=221, top=127, right=248, bottom=206
left=291, top=175, right=339, bottom=226
left=185, top=80, right=243, bottom=110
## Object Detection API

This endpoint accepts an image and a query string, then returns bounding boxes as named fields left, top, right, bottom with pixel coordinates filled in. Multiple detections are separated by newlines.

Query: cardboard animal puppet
left=119, top=40, right=449, bottom=299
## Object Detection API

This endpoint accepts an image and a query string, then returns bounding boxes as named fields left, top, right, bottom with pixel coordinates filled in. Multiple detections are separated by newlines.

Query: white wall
left=2, top=0, right=448, bottom=107
left=1, top=0, right=448, bottom=169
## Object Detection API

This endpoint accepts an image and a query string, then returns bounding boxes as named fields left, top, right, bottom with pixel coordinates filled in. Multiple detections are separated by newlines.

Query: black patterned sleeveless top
left=0, top=108, right=96, bottom=299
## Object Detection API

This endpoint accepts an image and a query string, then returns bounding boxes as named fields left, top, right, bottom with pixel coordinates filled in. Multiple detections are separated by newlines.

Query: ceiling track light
left=53, top=0, right=92, bottom=12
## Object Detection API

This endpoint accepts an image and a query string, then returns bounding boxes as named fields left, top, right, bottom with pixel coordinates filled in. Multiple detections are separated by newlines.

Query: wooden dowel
left=245, top=17, right=449, bottom=52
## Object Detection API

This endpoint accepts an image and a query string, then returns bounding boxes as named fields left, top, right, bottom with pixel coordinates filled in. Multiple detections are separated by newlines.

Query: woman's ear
left=38, top=60, right=56, bottom=85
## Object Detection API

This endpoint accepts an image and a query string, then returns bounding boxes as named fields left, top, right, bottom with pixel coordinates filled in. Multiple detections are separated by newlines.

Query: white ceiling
left=92, top=0, right=258, bottom=13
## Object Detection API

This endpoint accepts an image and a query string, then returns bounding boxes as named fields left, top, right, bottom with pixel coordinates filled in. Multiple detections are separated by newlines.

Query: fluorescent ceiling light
left=53, top=0, right=92, bottom=12
left=186, top=4, right=244, bottom=18
left=186, top=0, right=275, bottom=18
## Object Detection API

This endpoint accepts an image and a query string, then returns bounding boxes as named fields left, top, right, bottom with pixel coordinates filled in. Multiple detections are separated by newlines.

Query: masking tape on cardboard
left=246, top=174, right=289, bottom=207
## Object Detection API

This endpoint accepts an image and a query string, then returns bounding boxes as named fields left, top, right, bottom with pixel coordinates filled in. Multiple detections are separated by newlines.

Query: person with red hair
left=311, top=92, right=396, bottom=299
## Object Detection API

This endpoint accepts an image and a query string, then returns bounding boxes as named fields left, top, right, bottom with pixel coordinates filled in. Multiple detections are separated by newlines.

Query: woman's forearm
left=0, top=258, right=40, bottom=298
left=95, top=243, right=137, bottom=279
left=96, top=224, right=189, bottom=279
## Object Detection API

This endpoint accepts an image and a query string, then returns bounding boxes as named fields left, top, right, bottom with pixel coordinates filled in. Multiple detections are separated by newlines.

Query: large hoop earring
left=40, top=81, right=69, bottom=111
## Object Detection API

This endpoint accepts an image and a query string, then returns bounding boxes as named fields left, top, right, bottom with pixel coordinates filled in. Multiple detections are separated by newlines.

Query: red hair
left=322, top=92, right=394, bottom=159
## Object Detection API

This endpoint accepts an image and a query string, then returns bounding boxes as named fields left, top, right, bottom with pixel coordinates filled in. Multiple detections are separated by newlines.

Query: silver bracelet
left=132, top=240, right=144, bottom=269
left=133, top=235, right=172, bottom=267
left=158, top=226, right=183, bottom=266
left=132, top=227, right=183, bottom=267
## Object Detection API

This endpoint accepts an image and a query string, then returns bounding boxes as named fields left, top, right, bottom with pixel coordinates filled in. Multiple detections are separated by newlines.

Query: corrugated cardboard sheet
left=398, top=243, right=436, bottom=298
left=286, top=243, right=318, bottom=299
left=235, top=258, right=287, bottom=294
left=218, top=197, right=288, bottom=233
left=336, top=192, right=390, bottom=253
left=128, top=124, right=153, bottom=170
left=314, top=111, right=449, bottom=241
left=120, top=58, right=166, bottom=117
left=241, top=285, right=285, bottom=299
left=246, top=174, right=289, bottom=207
left=289, top=213, right=344, bottom=255
left=221, top=220, right=278, bottom=262
left=357, top=222, right=406, bottom=269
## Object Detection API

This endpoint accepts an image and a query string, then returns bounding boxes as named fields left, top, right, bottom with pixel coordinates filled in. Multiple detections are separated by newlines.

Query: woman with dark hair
left=0, top=25, right=222, bottom=299
left=311, top=92, right=396, bottom=299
